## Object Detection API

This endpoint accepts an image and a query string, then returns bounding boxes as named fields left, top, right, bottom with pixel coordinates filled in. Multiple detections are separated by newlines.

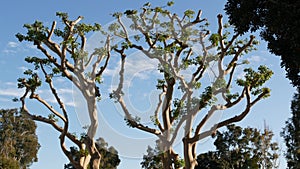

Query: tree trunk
left=162, top=149, right=173, bottom=169
left=86, top=96, right=98, bottom=140
left=89, top=142, right=101, bottom=169
left=183, top=139, right=197, bottom=169
left=79, top=137, right=101, bottom=169
left=81, top=94, right=101, bottom=169
left=160, top=145, right=181, bottom=169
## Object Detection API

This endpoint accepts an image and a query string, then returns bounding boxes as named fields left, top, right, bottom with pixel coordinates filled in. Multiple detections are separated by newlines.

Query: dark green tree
left=281, top=88, right=300, bottom=169
left=96, top=138, right=120, bottom=169
left=141, top=145, right=163, bottom=169
left=224, top=1, right=300, bottom=168
left=141, top=141, right=184, bottom=169
left=224, top=0, right=300, bottom=86
left=0, top=109, right=40, bottom=169
left=64, top=137, right=120, bottom=169
left=196, top=124, right=279, bottom=169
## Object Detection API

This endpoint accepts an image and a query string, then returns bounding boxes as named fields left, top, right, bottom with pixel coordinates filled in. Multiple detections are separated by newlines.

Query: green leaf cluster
left=171, top=98, right=184, bottom=120
left=196, top=125, right=279, bottom=169
left=16, top=21, right=48, bottom=43
left=184, top=10, right=195, bottom=19
left=236, top=65, right=273, bottom=96
left=156, top=79, right=166, bottom=90
left=209, top=33, right=220, bottom=46
left=17, top=73, right=41, bottom=91
left=198, top=87, right=214, bottom=109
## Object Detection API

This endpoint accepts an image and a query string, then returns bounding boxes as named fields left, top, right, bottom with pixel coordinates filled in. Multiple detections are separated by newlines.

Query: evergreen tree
left=0, top=109, right=40, bottom=169
left=281, top=88, right=300, bottom=168
left=196, top=125, right=279, bottom=169
left=224, top=1, right=300, bottom=168
left=225, top=0, right=300, bottom=86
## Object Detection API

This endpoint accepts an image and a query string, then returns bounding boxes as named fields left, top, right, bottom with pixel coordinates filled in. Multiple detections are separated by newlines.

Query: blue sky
left=0, top=0, right=295, bottom=168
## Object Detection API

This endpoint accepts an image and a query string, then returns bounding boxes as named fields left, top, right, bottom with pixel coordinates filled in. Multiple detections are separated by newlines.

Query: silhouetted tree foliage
left=141, top=145, right=163, bottom=169
left=196, top=125, right=279, bottom=169
left=281, top=88, right=300, bottom=169
left=64, top=137, right=120, bottom=169
left=225, top=0, right=300, bottom=86
left=224, top=1, right=300, bottom=168
left=0, top=109, right=40, bottom=169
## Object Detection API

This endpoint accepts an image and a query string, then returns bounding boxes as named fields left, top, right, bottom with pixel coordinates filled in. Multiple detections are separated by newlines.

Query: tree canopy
left=0, top=109, right=40, bottom=169
left=15, top=2, right=275, bottom=169
left=224, top=1, right=300, bottom=168
left=16, top=12, right=109, bottom=169
left=196, top=124, right=279, bottom=169
left=281, top=88, right=300, bottom=169
left=109, top=2, right=273, bottom=168
left=141, top=125, right=279, bottom=169
left=224, top=0, right=300, bottom=86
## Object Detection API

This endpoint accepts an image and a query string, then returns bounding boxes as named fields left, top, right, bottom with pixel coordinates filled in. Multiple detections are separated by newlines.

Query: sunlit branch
left=194, top=105, right=218, bottom=136
left=149, top=11, right=159, bottom=30
left=154, top=91, right=165, bottom=132
left=170, top=93, right=197, bottom=145
left=114, top=54, right=161, bottom=136
left=40, top=64, right=68, bottom=120
left=61, top=16, right=83, bottom=71
left=20, top=88, right=80, bottom=166
left=39, top=64, right=70, bottom=162
left=167, top=13, right=180, bottom=40
left=44, top=21, right=63, bottom=57
left=95, top=36, right=111, bottom=78
left=161, top=78, right=174, bottom=131
left=225, top=35, right=255, bottom=74
left=30, top=93, right=66, bottom=122
left=80, top=34, right=86, bottom=51
left=182, top=10, right=206, bottom=29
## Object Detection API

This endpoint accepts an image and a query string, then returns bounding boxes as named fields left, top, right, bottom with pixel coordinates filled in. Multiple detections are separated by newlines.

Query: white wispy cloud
left=2, top=42, right=20, bottom=54
left=104, top=51, right=160, bottom=94
left=55, top=79, right=67, bottom=83
left=45, top=95, right=76, bottom=107
left=0, top=80, right=76, bottom=107
left=4, top=82, right=16, bottom=86
left=124, top=57, right=158, bottom=80
left=7, top=41, right=19, bottom=48
left=2, top=49, right=17, bottom=54
left=0, top=88, right=23, bottom=97
left=36, top=88, right=77, bottom=107
left=57, top=88, right=74, bottom=94
left=103, top=56, right=158, bottom=79
left=2, top=41, right=36, bottom=55
left=0, top=97, right=11, bottom=102
left=248, top=55, right=265, bottom=63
